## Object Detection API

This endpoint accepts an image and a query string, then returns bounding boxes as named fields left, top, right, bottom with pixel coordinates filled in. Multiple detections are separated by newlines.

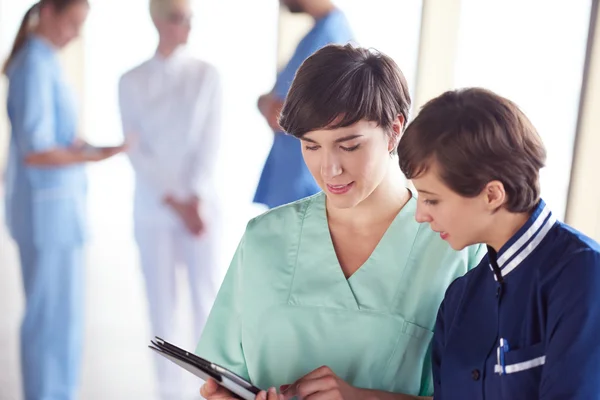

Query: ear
left=483, top=180, right=506, bottom=211
left=38, top=2, right=53, bottom=19
left=388, top=114, right=405, bottom=153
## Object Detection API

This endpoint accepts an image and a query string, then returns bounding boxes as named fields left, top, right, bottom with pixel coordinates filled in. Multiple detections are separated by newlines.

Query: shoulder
left=438, top=257, right=488, bottom=319
left=552, top=222, right=600, bottom=254
left=244, top=192, right=321, bottom=240
left=542, top=222, right=600, bottom=279
left=7, top=41, right=55, bottom=80
left=119, top=59, right=153, bottom=89
left=318, top=10, right=354, bottom=42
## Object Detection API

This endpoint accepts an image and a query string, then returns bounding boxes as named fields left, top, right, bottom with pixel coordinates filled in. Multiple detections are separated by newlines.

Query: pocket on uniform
left=382, top=320, right=434, bottom=396
left=496, top=342, right=545, bottom=399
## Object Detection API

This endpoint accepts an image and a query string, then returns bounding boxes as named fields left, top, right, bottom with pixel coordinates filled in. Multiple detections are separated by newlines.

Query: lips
left=326, top=182, right=354, bottom=195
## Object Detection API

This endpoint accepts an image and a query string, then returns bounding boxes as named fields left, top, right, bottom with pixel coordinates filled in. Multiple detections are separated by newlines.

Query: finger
left=256, top=390, right=267, bottom=400
left=200, top=378, right=220, bottom=398
left=284, top=366, right=335, bottom=397
left=290, top=366, right=335, bottom=387
left=200, top=379, right=217, bottom=399
left=292, top=376, right=339, bottom=400
left=200, top=379, right=236, bottom=400
left=283, top=373, right=338, bottom=400
left=279, top=385, right=290, bottom=393
left=267, top=387, right=279, bottom=400
left=304, top=389, right=343, bottom=400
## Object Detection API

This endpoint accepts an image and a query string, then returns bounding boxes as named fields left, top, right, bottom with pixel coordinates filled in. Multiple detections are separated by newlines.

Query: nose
left=320, top=150, right=342, bottom=180
left=415, top=202, right=432, bottom=224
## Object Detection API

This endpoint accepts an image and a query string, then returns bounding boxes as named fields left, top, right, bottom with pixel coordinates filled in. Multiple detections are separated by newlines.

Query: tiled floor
left=0, top=156, right=265, bottom=400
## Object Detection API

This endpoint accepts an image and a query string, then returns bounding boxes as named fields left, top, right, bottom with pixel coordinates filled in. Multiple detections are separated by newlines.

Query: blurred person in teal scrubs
left=3, top=1, right=125, bottom=399
left=253, top=0, right=354, bottom=209
left=197, top=44, right=486, bottom=400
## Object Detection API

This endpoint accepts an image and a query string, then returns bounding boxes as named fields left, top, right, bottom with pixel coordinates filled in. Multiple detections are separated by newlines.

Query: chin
left=448, top=242, right=466, bottom=251
left=326, top=195, right=362, bottom=210
left=446, top=238, right=472, bottom=251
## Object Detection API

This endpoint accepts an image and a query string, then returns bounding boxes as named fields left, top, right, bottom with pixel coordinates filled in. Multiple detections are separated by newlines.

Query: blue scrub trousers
left=18, top=243, right=84, bottom=400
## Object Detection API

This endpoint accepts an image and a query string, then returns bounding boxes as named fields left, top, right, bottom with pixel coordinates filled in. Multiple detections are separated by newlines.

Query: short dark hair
left=398, top=88, right=546, bottom=213
left=279, top=44, right=411, bottom=146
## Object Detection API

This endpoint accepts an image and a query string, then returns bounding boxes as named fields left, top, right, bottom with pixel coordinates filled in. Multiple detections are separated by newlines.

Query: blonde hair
left=149, top=0, right=190, bottom=20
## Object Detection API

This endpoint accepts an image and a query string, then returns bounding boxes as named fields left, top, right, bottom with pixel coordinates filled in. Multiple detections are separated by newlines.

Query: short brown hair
left=279, top=44, right=411, bottom=145
left=398, top=88, right=546, bottom=213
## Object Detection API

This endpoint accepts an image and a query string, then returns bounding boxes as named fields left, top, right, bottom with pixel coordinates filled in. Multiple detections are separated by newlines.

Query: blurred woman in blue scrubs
left=3, top=1, right=125, bottom=399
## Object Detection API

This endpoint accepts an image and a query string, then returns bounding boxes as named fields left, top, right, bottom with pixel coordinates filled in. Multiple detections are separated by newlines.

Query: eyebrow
left=418, top=189, right=439, bottom=196
left=302, top=134, right=363, bottom=144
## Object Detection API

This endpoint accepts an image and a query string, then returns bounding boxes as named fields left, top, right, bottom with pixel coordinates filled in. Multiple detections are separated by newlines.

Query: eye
left=304, top=144, right=320, bottom=151
left=340, top=144, right=360, bottom=152
left=423, top=199, right=439, bottom=206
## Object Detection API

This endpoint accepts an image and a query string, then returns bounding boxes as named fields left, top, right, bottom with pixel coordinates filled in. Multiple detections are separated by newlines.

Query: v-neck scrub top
left=196, top=192, right=485, bottom=396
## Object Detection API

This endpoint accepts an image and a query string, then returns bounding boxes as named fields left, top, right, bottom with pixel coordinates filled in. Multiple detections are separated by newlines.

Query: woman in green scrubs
left=196, top=44, right=485, bottom=399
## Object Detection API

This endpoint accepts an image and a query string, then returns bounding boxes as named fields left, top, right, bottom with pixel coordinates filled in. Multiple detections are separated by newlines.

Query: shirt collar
left=314, top=8, right=342, bottom=27
left=29, top=34, right=57, bottom=56
left=488, top=199, right=557, bottom=280
left=150, top=46, right=187, bottom=71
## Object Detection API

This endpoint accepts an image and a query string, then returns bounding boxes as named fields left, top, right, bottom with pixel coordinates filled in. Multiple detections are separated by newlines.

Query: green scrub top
left=196, top=192, right=485, bottom=396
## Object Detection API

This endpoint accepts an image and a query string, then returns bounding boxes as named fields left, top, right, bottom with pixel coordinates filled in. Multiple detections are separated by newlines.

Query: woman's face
left=301, top=118, right=401, bottom=210
left=411, top=162, right=492, bottom=250
left=155, top=2, right=193, bottom=47
left=44, top=2, right=89, bottom=49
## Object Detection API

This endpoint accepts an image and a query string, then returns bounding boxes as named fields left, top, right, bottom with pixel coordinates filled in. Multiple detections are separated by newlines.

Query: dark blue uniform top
left=432, top=200, right=600, bottom=399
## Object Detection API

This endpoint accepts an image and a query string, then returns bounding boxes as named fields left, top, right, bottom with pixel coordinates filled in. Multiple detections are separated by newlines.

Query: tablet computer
left=149, top=337, right=262, bottom=400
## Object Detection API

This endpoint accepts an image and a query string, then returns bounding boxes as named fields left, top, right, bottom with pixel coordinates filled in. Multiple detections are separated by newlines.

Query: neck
left=32, top=26, right=59, bottom=49
left=327, top=162, right=409, bottom=227
left=156, top=40, right=180, bottom=58
left=304, top=0, right=335, bottom=20
left=486, top=210, right=532, bottom=253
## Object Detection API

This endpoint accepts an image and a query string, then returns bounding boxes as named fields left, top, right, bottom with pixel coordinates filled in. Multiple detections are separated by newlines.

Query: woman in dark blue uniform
left=398, top=87, right=600, bottom=400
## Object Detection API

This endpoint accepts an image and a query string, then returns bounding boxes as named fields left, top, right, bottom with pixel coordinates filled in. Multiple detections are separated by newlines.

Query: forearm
left=361, top=389, right=431, bottom=400
left=257, top=93, right=284, bottom=131
left=25, top=147, right=89, bottom=166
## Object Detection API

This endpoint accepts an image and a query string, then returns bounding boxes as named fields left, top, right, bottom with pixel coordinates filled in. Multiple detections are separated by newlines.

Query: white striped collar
left=488, top=200, right=557, bottom=281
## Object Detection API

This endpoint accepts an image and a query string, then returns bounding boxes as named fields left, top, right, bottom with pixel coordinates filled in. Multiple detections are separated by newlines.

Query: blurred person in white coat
left=118, top=0, right=224, bottom=398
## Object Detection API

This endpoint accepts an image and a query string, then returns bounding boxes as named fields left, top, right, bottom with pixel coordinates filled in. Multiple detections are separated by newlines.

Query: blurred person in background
left=253, top=0, right=354, bottom=209
left=3, top=1, right=126, bottom=399
left=118, top=0, right=224, bottom=398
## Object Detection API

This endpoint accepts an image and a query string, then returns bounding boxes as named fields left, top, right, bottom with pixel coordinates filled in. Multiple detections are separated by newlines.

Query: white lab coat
left=118, top=49, right=224, bottom=400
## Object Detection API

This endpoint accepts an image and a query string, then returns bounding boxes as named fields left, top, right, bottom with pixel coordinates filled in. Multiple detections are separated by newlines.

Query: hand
left=165, top=196, right=205, bottom=236
left=79, top=143, right=127, bottom=162
left=257, top=93, right=283, bottom=132
left=200, top=378, right=238, bottom=400
left=257, top=386, right=284, bottom=400
left=183, top=197, right=205, bottom=236
left=281, top=366, right=365, bottom=400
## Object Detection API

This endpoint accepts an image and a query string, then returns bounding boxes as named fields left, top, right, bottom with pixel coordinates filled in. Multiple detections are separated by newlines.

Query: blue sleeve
left=274, top=28, right=343, bottom=99
left=8, top=55, right=57, bottom=156
left=540, top=250, right=600, bottom=399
